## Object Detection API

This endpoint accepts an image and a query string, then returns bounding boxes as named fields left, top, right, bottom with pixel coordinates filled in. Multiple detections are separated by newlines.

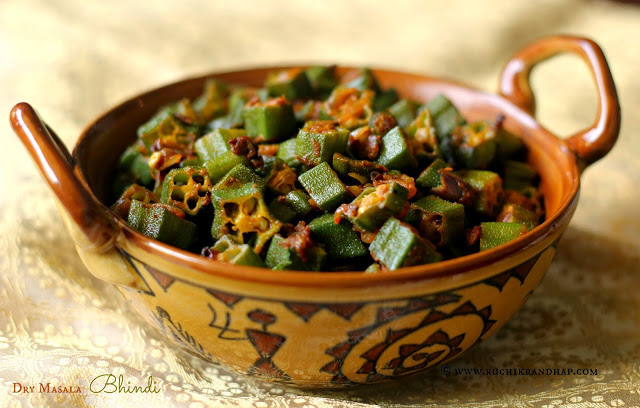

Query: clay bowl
left=11, top=35, right=619, bottom=387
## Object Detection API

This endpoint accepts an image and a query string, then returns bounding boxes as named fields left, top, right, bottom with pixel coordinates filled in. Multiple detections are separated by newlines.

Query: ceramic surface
left=10, top=35, right=619, bottom=387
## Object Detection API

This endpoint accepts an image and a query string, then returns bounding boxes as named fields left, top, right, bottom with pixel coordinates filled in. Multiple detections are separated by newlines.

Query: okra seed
left=242, top=198, right=258, bottom=215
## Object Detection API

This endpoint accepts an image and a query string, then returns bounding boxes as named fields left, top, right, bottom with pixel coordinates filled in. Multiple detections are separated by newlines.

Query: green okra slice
left=137, top=110, right=200, bottom=153
left=373, top=88, right=399, bottom=112
left=332, top=153, right=387, bottom=179
left=295, top=120, right=349, bottom=166
left=339, top=183, right=409, bottom=232
left=496, top=203, right=539, bottom=231
left=495, top=127, right=525, bottom=159
left=160, top=167, right=212, bottom=216
left=364, top=263, right=382, bottom=274
left=344, top=68, right=381, bottom=93
left=450, top=120, right=497, bottom=169
left=267, top=198, right=297, bottom=223
left=210, top=164, right=279, bottom=253
left=128, top=200, right=196, bottom=250
left=369, top=217, right=442, bottom=270
left=405, top=109, right=441, bottom=164
left=111, top=184, right=158, bottom=219
left=409, top=195, right=465, bottom=247
left=264, top=158, right=298, bottom=195
left=416, top=158, right=448, bottom=190
left=192, top=79, right=229, bottom=122
left=503, top=160, right=538, bottom=191
left=203, top=151, right=250, bottom=184
left=305, top=65, right=338, bottom=96
left=243, top=97, right=297, bottom=141
left=324, top=86, right=374, bottom=130
left=116, top=146, right=153, bottom=187
left=227, top=87, right=262, bottom=128
left=479, top=222, right=527, bottom=251
left=389, top=99, right=421, bottom=129
left=195, top=128, right=246, bottom=162
left=210, top=235, right=266, bottom=267
left=376, top=126, right=417, bottom=171
left=425, top=94, right=466, bottom=139
left=298, top=162, right=351, bottom=211
left=265, top=235, right=326, bottom=271
left=308, top=214, right=368, bottom=259
left=284, top=190, right=313, bottom=217
left=454, top=170, right=503, bottom=217
left=266, top=68, right=313, bottom=101
left=276, top=138, right=302, bottom=169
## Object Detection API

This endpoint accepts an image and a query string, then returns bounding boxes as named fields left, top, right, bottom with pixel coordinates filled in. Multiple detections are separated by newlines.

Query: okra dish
left=111, top=66, right=544, bottom=272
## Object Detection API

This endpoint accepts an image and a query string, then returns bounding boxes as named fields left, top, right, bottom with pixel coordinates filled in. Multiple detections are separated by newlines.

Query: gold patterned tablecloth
left=1, top=1, right=639, bottom=407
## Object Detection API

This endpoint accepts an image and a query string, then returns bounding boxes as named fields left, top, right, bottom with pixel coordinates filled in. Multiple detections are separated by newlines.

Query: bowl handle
left=10, top=102, right=119, bottom=251
left=499, top=35, right=621, bottom=169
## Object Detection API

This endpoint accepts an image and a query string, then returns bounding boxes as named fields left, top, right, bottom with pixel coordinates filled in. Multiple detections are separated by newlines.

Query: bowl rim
left=73, top=65, right=581, bottom=288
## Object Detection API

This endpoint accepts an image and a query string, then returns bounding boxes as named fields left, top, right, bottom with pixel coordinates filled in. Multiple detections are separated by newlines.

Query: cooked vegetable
left=111, top=67, right=544, bottom=271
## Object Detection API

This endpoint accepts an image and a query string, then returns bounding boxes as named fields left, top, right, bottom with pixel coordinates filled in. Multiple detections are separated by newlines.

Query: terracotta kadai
left=10, top=35, right=620, bottom=387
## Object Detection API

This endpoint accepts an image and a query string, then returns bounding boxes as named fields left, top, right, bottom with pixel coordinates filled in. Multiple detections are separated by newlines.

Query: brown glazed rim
left=11, top=35, right=620, bottom=289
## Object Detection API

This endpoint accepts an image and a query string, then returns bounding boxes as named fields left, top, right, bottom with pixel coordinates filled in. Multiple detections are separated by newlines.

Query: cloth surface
left=1, top=0, right=639, bottom=406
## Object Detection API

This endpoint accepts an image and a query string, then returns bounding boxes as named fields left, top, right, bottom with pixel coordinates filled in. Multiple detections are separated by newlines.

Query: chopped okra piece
left=295, top=120, right=349, bottom=166
left=389, top=99, right=420, bottom=129
left=276, top=138, right=302, bottom=169
left=450, top=120, right=497, bottom=169
left=479, top=222, right=527, bottom=251
left=298, top=162, right=351, bottom=211
left=364, top=263, right=382, bottom=274
left=503, top=160, right=538, bottom=191
left=416, top=158, right=448, bottom=190
left=268, top=198, right=298, bottom=223
left=243, top=97, right=297, bottom=141
left=409, top=195, right=465, bottom=247
left=111, top=184, right=158, bottom=219
left=137, top=110, right=200, bottom=154
left=192, top=79, right=229, bottom=122
left=332, top=153, right=387, bottom=179
left=344, top=68, right=381, bottom=93
left=195, top=128, right=246, bottom=162
left=128, top=201, right=196, bottom=249
left=494, top=122, right=525, bottom=159
left=264, top=158, right=298, bottom=195
left=265, top=234, right=326, bottom=271
left=337, top=183, right=409, bottom=232
left=325, top=86, right=374, bottom=129
left=203, top=151, right=250, bottom=184
left=305, top=65, right=338, bottom=96
left=209, top=235, right=266, bottom=267
left=425, top=94, right=466, bottom=139
left=284, top=190, right=313, bottom=217
left=308, top=214, right=368, bottom=259
left=210, top=168, right=280, bottom=253
left=376, top=126, right=417, bottom=171
left=160, top=167, right=212, bottom=216
left=370, top=217, right=442, bottom=270
left=373, top=88, right=399, bottom=112
left=406, top=109, right=441, bottom=163
left=455, top=170, right=503, bottom=217
left=266, top=68, right=313, bottom=100
left=116, top=146, right=153, bottom=187
left=227, top=87, right=261, bottom=128
left=369, top=111, right=398, bottom=137
left=496, top=203, right=539, bottom=231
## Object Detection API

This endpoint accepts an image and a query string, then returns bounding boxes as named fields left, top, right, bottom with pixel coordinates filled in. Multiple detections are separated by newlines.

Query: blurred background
left=1, top=1, right=639, bottom=407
